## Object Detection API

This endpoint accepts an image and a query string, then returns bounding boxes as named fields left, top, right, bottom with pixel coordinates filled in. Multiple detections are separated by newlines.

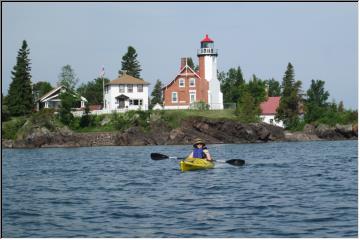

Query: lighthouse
left=197, top=34, right=223, bottom=110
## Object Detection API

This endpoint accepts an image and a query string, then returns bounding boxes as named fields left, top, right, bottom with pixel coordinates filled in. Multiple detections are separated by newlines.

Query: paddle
left=150, top=153, right=245, bottom=166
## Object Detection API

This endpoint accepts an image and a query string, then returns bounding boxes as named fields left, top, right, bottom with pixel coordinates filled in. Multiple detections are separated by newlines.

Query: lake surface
left=2, top=140, right=358, bottom=237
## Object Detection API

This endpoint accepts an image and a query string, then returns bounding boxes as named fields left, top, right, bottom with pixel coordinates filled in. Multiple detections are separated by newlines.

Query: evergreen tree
left=57, top=65, right=79, bottom=91
left=150, top=79, right=163, bottom=108
left=80, top=103, right=92, bottom=127
left=265, top=78, right=281, bottom=97
left=235, top=90, right=260, bottom=123
left=220, top=66, right=245, bottom=103
left=8, top=40, right=33, bottom=116
left=276, top=63, right=303, bottom=129
left=58, top=91, right=78, bottom=125
left=77, top=77, right=110, bottom=105
left=304, top=79, right=329, bottom=123
left=2, top=93, right=10, bottom=122
left=338, top=101, right=344, bottom=112
left=32, top=81, right=53, bottom=101
left=187, top=57, right=199, bottom=71
left=119, top=46, right=142, bottom=78
left=247, top=74, right=267, bottom=105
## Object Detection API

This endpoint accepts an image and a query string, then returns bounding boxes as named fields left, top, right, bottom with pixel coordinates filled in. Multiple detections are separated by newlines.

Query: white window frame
left=171, top=92, right=178, bottom=103
left=127, top=84, right=133, bottom=93
left=189, top=91, right=196, bottom=103
left=179, top=78, right=185, bottom=88
left=189, top=78, right=196, bottom=87
left=137, top=84, right=143, bottom=92
left=130, top=99, right=143, bottom=106
left=119, top=84, right=125, bottom=93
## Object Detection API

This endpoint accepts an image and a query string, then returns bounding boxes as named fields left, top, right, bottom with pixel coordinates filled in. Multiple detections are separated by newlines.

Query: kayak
left=179, top=157, right=215, bottom=172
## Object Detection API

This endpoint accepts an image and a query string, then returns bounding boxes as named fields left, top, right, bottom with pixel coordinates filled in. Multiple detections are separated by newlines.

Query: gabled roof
left=260, top=96, right=280, bottom=115
left=115, top=94, right=130, bottom=100
left=38, top=85, right=87, bottom=103
left=38, top=85, right=63, bottom=102
left=162, top=64, right=200, bottom=90
left=107, top=73, right=150, bottom=85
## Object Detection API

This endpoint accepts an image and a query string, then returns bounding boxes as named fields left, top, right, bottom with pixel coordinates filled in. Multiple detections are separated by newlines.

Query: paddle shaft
left=150, top=153, right=245, bottom=166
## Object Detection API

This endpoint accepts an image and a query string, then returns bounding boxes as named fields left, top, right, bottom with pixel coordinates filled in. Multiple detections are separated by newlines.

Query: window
left=105, top=85, right=109, bottom=94
left=137, top=84, right=143, bottom=92
left=130, top=99, right=143, bottom=106
left=172, top=92, right=178, bottom=102
left=189, top=78, right=196, bottom=87
left=179, top=78, right=185, bottom=88
left=189, top=92, right=196, bottom=103
left=127, top=84, right=133, bottom=93
left=119, top=85, right=125, bottom=93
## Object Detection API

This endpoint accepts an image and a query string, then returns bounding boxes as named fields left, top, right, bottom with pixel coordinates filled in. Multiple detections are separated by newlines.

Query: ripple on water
left=2, top=141, right=358, bottom=237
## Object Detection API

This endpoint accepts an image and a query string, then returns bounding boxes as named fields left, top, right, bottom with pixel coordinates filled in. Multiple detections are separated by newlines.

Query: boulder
left=315, top=124, right=346, bottom=140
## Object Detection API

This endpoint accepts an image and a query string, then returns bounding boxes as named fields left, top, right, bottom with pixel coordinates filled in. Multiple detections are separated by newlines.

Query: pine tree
left=150, top=79, right=163, bottom=108
left=33, top=81, right=53, bottom=101
left=265, top=78, right=281, bottom=97
left=187, top=58, right=199, bottom=71
left=276, top=63, right=303, bottom=129
left=8, top=40, right=33, bottom=116
left=119, top=46, right=142, bottom=78
left=304, top=79, right=329, bottom=123
left=235, top=90, right=260, bottom=123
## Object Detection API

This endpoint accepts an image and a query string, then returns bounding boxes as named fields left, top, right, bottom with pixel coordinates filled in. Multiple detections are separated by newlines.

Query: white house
left=36, top=85, right=87, bottom=111
left=260, top=96, right=284, bottom=128
left=104, top=72, right=150, bottom=111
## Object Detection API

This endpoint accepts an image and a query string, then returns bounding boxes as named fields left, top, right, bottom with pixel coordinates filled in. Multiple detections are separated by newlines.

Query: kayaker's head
left=193, top=138, right=206, bottom=148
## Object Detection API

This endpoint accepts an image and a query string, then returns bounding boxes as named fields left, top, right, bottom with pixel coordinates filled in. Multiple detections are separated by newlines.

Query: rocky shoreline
left=2, top=117, right=357, bottom=148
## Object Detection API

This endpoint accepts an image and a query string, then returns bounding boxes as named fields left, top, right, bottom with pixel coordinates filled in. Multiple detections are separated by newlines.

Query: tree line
left=2, top=40, right=357, bottom=131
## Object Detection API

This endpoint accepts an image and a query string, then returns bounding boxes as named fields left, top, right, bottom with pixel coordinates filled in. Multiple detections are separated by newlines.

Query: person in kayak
left=188, top=138, right=213, bottom=161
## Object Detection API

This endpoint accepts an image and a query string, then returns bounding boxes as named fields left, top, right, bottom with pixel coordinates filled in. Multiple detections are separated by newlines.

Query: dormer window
left=179, top=78, right=185, bottom=88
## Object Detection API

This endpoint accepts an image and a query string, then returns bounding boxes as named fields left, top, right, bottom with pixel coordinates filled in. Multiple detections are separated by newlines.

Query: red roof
left=260, top=96, right=280, bottom=115
left=201, top=34, right=214, bottom=43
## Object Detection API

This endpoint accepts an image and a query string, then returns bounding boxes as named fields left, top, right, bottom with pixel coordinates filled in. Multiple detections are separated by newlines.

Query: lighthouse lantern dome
left=201, top=34, right=214, bottom=49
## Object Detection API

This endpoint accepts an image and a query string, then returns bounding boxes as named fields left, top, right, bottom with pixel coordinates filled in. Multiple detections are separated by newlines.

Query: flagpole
left=101, top=66, right=105, bottom=110
left=103, top=75, right=105, bottom=110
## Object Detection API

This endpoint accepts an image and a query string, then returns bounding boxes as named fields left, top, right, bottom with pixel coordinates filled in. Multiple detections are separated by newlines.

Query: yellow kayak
left=179, top=157, right=215, bottom=172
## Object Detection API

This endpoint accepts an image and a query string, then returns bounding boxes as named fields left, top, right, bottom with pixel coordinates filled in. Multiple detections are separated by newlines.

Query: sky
left=2, top=2, right=358, bottom=109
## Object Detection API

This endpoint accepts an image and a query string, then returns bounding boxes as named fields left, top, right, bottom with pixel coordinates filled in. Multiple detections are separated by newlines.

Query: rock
left=100, top=116, right=111, bottom=126
left=2, top=139, right=14, bottom=148
left=315, top=124, right=346, bottom=140
left=304, top=124, right=316, bottom=135
left=335, top=124, right=354, bottom=138
left=284, top=131, right=320, bottom=141
left=352, top=123, right=358, bottom=137
left=2, top=117, right=356, bottom=148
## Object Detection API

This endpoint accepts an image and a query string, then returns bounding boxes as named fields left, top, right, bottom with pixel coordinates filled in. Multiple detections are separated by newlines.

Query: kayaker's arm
left=203, top=149, right=213, bottom=161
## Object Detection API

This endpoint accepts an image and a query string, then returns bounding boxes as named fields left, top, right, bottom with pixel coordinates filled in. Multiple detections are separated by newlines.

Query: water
left=2, top=140, right=358, bottom=237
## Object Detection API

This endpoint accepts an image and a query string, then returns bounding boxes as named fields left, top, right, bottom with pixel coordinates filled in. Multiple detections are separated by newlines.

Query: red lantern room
left=198, top=34, right=217, bottom=56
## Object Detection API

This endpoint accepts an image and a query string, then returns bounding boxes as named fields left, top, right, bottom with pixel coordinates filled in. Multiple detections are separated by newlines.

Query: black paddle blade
left=226, top=159, right=245, bottom=166
left=150, top=153, right=170, bottom=160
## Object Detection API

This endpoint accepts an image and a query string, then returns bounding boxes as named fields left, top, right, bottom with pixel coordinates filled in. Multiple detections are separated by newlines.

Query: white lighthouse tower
left=197, top=34, right=223, bottom=110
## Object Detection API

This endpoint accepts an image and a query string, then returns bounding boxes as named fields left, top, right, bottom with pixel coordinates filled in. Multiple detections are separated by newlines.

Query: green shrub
left=2, top=117, right=27, bottom=139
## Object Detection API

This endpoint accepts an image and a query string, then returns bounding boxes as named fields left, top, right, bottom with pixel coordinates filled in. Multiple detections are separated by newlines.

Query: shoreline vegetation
left=2, top=109, right=357, bottom=149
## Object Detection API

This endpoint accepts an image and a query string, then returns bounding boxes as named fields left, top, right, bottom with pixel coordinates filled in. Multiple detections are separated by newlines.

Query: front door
left=118, top=99, right=125, bottom=109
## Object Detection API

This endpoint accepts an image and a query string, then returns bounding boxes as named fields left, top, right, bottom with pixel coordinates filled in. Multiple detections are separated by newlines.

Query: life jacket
left=193, top=147, right=207, bottom=159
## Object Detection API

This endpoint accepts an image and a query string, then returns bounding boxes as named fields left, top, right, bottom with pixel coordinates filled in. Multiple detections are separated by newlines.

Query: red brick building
left=163, top=35, right=223, bottom=109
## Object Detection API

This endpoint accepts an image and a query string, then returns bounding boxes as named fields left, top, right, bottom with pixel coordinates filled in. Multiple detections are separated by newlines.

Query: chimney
left=180, top=57, right=187, bottom=70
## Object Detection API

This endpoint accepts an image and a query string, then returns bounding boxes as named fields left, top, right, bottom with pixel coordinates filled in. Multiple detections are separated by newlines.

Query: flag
left=100, top=66, right=105, bottom=78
